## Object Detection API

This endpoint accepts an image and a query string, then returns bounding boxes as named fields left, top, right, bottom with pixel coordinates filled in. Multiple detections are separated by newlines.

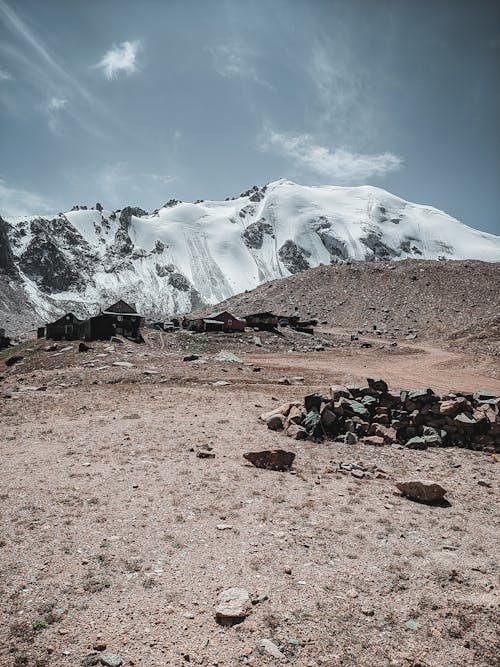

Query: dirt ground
left=0, top=329, right=499, bottom=667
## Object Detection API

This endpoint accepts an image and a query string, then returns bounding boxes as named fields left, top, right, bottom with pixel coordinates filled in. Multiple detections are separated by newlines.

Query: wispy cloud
left=95, top=41, right=141, bottom=80
left=0, top=67, right=12, bottom=81
left=261, top=129, right=403, bottom=183
left=45, top=96, right=67, bottom=133
left=0, top=1, right=110, bottom=135
left=0, top=177, right=54, bottom=216
left=209, top=44, right=272, bottom=88
left=308, top=39, right=380, bottom=146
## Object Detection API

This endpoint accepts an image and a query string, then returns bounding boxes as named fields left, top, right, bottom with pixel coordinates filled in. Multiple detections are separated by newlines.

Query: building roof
left=47, top=312, right=82, bottom=326
left=102, top=299, right=140, bottom=315
left=244, top=311, right=279, bottom=318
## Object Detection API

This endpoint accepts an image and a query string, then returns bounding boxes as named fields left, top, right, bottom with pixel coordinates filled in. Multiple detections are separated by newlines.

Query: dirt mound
left=208, top=259, right=500, bottom=346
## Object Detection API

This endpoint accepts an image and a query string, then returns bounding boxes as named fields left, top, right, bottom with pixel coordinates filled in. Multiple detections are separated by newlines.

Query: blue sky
left=0, top=0, right=499, bottom=234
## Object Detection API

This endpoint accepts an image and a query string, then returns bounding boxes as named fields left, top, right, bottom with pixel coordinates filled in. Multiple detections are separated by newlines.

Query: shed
left=244, top=312, right=279, bottom=331
left=45, top=312, right=83, bottom=341
left=81, top=299, right=145, bottom=341
left=0, top=327, right=11, bottom=350
left=205, top=311, right=245, bottom=332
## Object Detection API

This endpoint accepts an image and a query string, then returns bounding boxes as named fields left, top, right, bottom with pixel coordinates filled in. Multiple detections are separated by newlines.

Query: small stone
left=100, top=654, right=123, bottom=667
left=215, top=588, right=252, bottom=626
left=216, top=523, right=233, bottom=530
left=112, top=361, right=133, bottom=368
left=93, top=641, right=107, bottom=652
left=478, top=479, right=492, bottom=488
left=183, top=354, right=199, bottom=362
left=344, top=431, right=358, bottom=445
left=256, top=638, right=286, bottom=660
left=284, top=567, right=292, bottom=575
left=362, top=435, right=385, bottom=447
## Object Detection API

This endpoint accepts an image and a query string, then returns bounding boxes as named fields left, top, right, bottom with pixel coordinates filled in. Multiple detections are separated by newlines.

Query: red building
left=187, top=310, right=245, bottom=333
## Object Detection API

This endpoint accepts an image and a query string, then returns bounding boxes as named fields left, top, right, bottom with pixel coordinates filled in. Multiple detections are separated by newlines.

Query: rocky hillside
left=1, top=180, right=499, bottom=332
left=209, top=259, right=500, bottom=346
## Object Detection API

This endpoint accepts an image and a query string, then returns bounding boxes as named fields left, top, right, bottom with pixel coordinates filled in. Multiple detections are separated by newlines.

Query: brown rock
left=396, top=480, right=447, bottom=503
left=369, top=423, right=398, bottom=444
left=329, top=384, right=351, bottom=400
left=285, top=423, right=307, bottom=440
left=243, top=450, right=295, bottom=471
left=287, top=405, right=304, bottom=425
left=362, top=435, right=385, bottom=446
left=259, top=403, right=293, bottom=421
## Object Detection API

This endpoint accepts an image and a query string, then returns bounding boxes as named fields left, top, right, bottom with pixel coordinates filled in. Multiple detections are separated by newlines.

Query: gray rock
left=266, top=414, right=286, bottom=431
left=256, top=638, right=287, bottom=660
left=405, top=436, right=428, bottom=450
left=213, top=351, right=242, bottom=363
left=345, top=431, right=358, bottom=445
left=100, top=655, right=123, bottom=667
left=215, top=587, right=252, bottom=626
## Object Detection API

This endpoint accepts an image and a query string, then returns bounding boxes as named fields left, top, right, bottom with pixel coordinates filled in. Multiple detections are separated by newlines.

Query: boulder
left=266, top=414, right=286, bottom=431
left=304, top=393, right=322, bottom=413
left=5, top=355, right=23, bottom=367
left=329, top=384, right=351, bottom=400
left=285, top=423, right=307, bottom=440
left=243, top=450, right=295, bottom=471
left=367, top=377, right=388, bottom=393
left=215, top=588, right=252, bottom=626
left=405, top=436, right=428, bottom=450
left=396, top=480, right=447, bottom=503
left=287, top=405, right=304, bottom=425
left=369, top=423, right=397, bottom=444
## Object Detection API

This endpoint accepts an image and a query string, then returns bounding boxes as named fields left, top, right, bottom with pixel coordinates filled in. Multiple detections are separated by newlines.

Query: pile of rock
left=260, top=378, right=500, bottom=451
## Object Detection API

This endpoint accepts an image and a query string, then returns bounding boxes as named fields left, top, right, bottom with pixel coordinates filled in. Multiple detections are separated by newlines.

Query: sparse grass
left=32, top=618, right=48, bottom=631
left=0, top=339, right=37, bottom=361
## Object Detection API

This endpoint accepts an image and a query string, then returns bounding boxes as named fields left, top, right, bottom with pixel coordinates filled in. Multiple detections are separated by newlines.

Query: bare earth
left=0, top=329, right=499, bottom=667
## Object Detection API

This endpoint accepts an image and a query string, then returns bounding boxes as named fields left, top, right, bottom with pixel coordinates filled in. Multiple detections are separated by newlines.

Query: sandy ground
left=0, top=332, right=499, bottom=667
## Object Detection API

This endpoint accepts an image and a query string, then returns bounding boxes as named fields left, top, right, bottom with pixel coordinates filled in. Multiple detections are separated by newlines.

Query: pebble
left=256, top=638, right=286, bottom=660
left=100, top=654, right=123, bottom=667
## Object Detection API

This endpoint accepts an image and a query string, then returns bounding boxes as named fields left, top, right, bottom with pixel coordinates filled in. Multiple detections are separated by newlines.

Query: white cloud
left=0, top=67, right=12, bottom=81
left=0, top=178, right=54, bottom=216
left=44, top=96, right=68, bottom=133
left=261, top=129, right=403, bottom=183
left=96, top=41, right=141, bottom=80
left=210, top=44, right=272, bottom=88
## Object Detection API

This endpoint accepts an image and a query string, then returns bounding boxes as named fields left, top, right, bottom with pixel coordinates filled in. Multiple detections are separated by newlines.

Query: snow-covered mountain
left=1, top=179, right=499, bottom=323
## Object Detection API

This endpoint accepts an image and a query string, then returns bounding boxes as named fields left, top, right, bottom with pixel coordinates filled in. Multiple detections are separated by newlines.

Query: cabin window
left=65, top=325, right=73, bottom=333
left=228, top=319, right=232, bottom=324
left=117, top=315, right=123, bottom=322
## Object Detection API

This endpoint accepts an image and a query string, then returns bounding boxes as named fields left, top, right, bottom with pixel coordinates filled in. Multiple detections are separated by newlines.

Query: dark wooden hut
left=45, top=312, right=83, bottom=341
left=0, top=327, right=11, bottom=350
left=81, top=300, right=144, bottom=341
left=244, top=312, right=279, bottom=330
